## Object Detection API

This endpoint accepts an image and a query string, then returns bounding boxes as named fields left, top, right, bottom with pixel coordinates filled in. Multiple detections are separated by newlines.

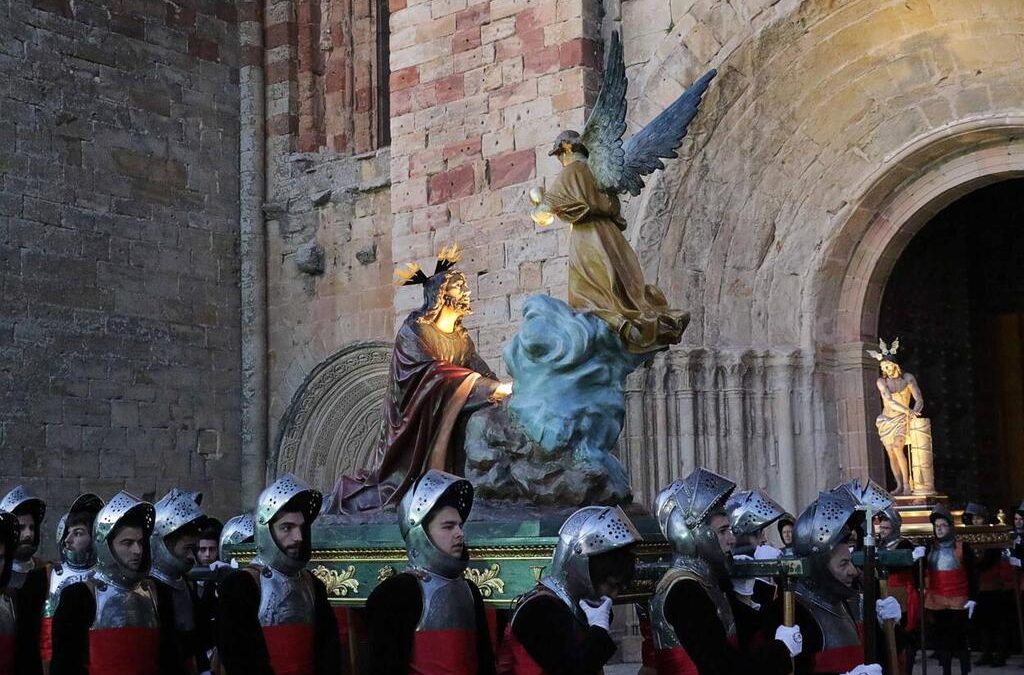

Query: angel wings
left=867, top=338, right=900, bottom=362
left=579, top=31, right=717, bottom=196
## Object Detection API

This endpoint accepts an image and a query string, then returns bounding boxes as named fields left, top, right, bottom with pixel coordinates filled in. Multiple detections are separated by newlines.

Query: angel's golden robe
left=544, top=159, right=688, bottom=353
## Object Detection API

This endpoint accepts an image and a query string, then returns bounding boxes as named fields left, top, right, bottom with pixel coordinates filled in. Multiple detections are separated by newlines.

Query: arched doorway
left=878, top=179, right=1024, bottom=508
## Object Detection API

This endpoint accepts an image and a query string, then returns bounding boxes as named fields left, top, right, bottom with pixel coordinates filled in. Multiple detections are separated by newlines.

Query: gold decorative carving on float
left=377, top=565, right=397, bottom=583
left=464, top=564, right=506, bottom=598
left=312, top=564, right=360, bottom=597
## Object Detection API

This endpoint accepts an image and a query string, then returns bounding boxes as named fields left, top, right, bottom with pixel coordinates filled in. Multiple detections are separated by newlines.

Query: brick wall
left=0, top=0, right=241, bottom=534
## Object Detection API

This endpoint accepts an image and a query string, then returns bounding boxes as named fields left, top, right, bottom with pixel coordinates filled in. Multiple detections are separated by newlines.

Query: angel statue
left=868, top=338, right=935, bottom=496
left=529, top=31, right=716, bottom=354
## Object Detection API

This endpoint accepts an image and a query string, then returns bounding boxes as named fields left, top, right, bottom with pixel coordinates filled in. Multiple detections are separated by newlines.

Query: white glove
left=755, top=544, right=783, bottom=560
left=732, top=576, right=756, bottom=596
left=964, top=599, right=976, bottom=618
left=1010, top=556, right=1021, bottom=568
left=843, top=665, right=883, bottom=675
left=875, top=596, right=901, bottom=622
left=775, top=625, right=803, bottom=657
left=209, top=560, right=231, bottom=570
left=912, top=546, right=926, bottom=561
left=229, top=557, right=240, bottom=569
left=579, top=596, right=612, bottom=631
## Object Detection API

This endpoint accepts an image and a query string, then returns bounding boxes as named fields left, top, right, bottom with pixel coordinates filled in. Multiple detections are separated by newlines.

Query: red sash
left=813, top=623, right=863, bottom=674
left=889, top=568, right=920, bottom=629
left=928, top=569, right=968, bottom=598
left=39, top=616, right=54, bottom=663
left=0, top=634, right=15, bottom=675
left=263, top=623, right=315, bottom=675
left=496, top=624, right=545, bottom=675
left=88, top=626, right=160, bottom=675
left=411, top=629, right=478, bottom=674
left=654, top=646, right=699, bottom=675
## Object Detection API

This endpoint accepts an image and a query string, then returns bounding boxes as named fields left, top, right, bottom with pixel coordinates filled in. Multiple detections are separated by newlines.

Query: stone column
left=722, top=352, right=748, bottom=480
left=624, top=369, right=647, bottom=499
left=769, top=351, right=799, bottom=512
left=669, top=350, right=699, bottom=478
left=700, top=352, right=720, bottom=473
left=835, top=341, right=882, bottom=483
left=650, top=354, right=670, bottom=492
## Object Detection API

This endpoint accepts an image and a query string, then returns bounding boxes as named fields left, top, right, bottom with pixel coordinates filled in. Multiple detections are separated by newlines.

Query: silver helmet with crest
left=254, top=473, right=322, bottom=574
left=832, top=478, right=898, bottom=544
left=793, top=490, right=863, bottom=600
left=542, top=505, right=642, bottom=611
left=151, top=489, right=206, bottom=581
left=1, top=485, right=46, bottom=558
left=398, top=469, right=473, bottom=580
left=219, top=513, right=256, bottom=562
left=94, top=491, right=156, bottom=587
left=655, top=468, right=736, bottom=570
left=57, top=493, right=104, bottom=569
left=726, top=489, right=789, bottom=541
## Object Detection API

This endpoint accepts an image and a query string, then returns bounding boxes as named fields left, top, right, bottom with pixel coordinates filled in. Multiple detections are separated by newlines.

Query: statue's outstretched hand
left=490, top=381, right=513, bottom=402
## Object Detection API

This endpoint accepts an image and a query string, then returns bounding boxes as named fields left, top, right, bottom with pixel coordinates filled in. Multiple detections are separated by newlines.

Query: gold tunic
left=544, top=160, right=688, bottom=353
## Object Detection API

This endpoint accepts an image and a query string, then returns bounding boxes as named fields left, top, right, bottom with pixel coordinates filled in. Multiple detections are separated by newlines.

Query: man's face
left=933, top=518, right=950, bottom=539
left=169, top=533, right=198, bottom=565
left=112, top=526, right=146, bottom=571
left=880, top=361, right=901, bottom=379
left=14, top=513, right=37, bottom=559
left=426, top=505, right=465, bottom=558
left=197, top=538, right=219, bottom=566
left=828, top=543, right=859, bottom=587
left=709, top=514, right=736, bottom=555
left=970, top=513, right=986, bottom=526
left=1014, top=513, right=1023, bottom=530
left=271, top=511, right=305, bottom=560
left=65, top=524, right=92, bottom=554
left=442, top=275, right=472, bottom=316
left=781, top=523, right=793, bottom=546
left=877, top=519, right=893, bottom=541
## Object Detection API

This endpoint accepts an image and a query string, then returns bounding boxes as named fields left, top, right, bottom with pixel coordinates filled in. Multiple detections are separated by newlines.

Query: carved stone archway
left=273, top=341, right=392, bottom=492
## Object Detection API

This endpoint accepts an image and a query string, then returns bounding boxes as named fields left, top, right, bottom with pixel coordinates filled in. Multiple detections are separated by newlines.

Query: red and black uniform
left=971, top=546, right=1014, bottom=665
left=792, top=588, right=866, bottom=675
left=367, top=570, right=495, bottom=675
left=924, top=538, right=974, bottom=675
left=498, top=585, right=616, bottom=675
left=10, top=557, right=49, bottom=675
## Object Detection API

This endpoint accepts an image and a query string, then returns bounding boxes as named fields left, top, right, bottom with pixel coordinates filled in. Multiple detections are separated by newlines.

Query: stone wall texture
left=0, top=0, right=242, bottom=529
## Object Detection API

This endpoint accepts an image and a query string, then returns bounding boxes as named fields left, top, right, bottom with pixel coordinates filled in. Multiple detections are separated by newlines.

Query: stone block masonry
left=0, top=0, right=242, bottom=535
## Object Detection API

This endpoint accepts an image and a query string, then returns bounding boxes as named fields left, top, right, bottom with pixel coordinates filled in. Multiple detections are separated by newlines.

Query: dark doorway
left=878, top=178, right=1024, bottom=513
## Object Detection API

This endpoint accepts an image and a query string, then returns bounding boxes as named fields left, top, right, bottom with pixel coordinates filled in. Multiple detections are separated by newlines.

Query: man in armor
left=963, top=502, right=1009, bottom=667
left=924, top=505, right=974, bottom=675
left=50, top=491, right=162, bottom=675
left=217, top=474, right=342, bottom=675
left=366, top=469, right=495, bottom=674
left=1, top=485, right=49, bottom=675
left=646, top=469, right=800, bottom=674
left=149, top=489, right=208, bottom=674
left=497, top=505, right=642, bottom=674
left=39, top=493, right=104, bottom=673
left=791, top=490, right=891, bottom=675
left=0, top=510, right=21, bottom=675
left=192, top=518, right=222, bottom=675
left=218, top=514, right=255, bottom=564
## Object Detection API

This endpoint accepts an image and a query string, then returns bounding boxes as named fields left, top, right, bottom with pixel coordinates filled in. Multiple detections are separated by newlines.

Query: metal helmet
left=726, top=489, right=789, bottom=541
left=94, top=491, right=156, bottom=587
left=964, top=502, right=988, bottom=524
left=831, top=478, right=897, bottom=544
left=875, top=506, right=903, bottom=545
left=151, top=489, right=206, bottom=581
left=398, top=470, right=473, bottom=579
left=793, top=490, right=863, bottom=601
left=543, top=505, right=642, bottom=610
left=655, top=468, right=736, bottom=568
left=0, top=511, right=17, bottom=589
left=254, top=473, right=322, bottom=574
left=1, top=485, right=46, bottom=558
left=57, top=493, right=104, bottom=569
left=219, top=514, right=255, bottom=562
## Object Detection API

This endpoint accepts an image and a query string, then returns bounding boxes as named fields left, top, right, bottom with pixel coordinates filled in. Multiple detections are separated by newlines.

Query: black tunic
left=365, top=572, right=496, bottom=675
left=665, top=579, right=792, bottom=675
left=13, top=563, right=48, bottom=675
left=508, top=589, right=616, bottom=675
left=151, top=577, right=201, bottom=675
left=216, top=568, right=343, bottom=675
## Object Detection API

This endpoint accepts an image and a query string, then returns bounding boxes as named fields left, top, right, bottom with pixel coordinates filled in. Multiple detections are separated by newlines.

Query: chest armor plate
left=0, top=594, right=15, bottom=637
left=92, top=578, right=160, bottom=630
left=44, top=564, right=95, bottom=617
left=257, top=567, right=316, bottom=627
left=929, top=543, right=960, bottom=571
left=799, top=592, right=861, bottom=651
left=416, top=573, right=476, bottom=631
left=649, top=568, right=736, bottom=650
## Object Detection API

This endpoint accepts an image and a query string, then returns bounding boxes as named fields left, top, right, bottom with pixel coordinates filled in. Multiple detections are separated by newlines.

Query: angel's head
left=548, top=130, right=588, bottom=165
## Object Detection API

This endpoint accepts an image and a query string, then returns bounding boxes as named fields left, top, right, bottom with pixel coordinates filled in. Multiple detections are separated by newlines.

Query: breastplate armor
left=91, top=575, right=160, bottom=630
left=929, top=542, right=960, bottom=571
left=415, top=572, right=476, bottom=631
left=0, top=594, right=15, bottom=637
left=650, top=567, right=736, bottom=650
left=8, top=559, right=33, bottom=591
left=797, top=586, right=861, bottom=651
left=43, top=564, right=95, bottom=618
left=256, top=566, right=316, bottom=626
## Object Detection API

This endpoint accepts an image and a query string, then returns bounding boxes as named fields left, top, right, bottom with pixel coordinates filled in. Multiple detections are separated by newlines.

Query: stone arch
left=273, top=341, right=391, bottom=492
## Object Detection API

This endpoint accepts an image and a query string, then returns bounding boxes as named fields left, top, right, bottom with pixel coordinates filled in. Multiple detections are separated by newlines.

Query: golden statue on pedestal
left=868, top=338, right=935, bottom=496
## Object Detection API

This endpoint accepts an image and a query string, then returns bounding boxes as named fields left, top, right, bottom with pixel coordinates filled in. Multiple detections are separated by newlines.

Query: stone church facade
left=3, top=0, right=1023, bottom=520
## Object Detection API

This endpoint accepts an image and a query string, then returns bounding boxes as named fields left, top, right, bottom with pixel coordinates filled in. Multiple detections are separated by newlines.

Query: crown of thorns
left=866, top=337, right=899, bottom=362
left=394, top=244, right=463, bottom=286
